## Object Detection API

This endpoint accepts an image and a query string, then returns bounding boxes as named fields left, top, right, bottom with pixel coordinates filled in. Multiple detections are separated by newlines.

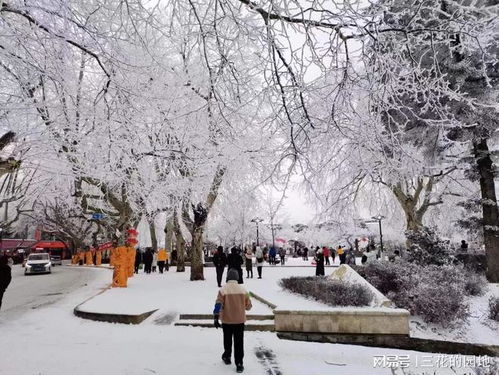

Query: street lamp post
left=372, top=215, right=385, bottom=254
left=251, top=218, right=263, bottom=246
left=363, top=215, right=385, bottom=255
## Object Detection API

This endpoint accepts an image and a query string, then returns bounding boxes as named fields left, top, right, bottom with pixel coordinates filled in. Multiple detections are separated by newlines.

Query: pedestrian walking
left=255, top=246, right=264, bottom=279
left=331, top=247, right=336, bottom=263
left=315, top=249, right=325, bottom=276
left=134, top=248, right=142, bottom=274
left=337, top=245, right=346, bottom=264
left=302, top=247, right=309, bottom=261
left=164, top=249, right=169, bottom=271
left=268, top=246, right=277, bottom=265
left=363, top=245, right=377, bottom=264
left=345, top=247, right=356, bottom=265
left=213, top=246, right=227, bottom=287
left=323, top=246, right=330, bottom=265
left=152, top=251, right=158, bottom=272
left=143, top=248, right=153, bottom=274
left=460, top=240, right=469, bottom=252
left=244, top=246, right=253, bottom=278
left=171, top=249, right=177, bottom=266
left=0, top=255, right=12, bottom=310
left=227, top=247, right=244, bottom=284
left=213, top=268, right=252, bottom=373
left=279, top=248, right=286, bottom=265
left=158, top=248, right=167, bottom=273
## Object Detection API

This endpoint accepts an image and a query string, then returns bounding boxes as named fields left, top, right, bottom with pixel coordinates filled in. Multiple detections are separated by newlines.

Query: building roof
left=32, top=241, right=67, bottom=249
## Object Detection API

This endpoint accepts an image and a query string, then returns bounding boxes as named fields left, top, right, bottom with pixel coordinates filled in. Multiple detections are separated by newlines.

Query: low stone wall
left=274, top=308, right=410, bottom=335
left=278, top=332, right=499, bottom=357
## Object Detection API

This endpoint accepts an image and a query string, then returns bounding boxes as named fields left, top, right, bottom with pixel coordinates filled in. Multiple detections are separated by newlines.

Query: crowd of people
left=134, top=247, right=170, bottom=274
left=212, top=245, right=263, bottom=287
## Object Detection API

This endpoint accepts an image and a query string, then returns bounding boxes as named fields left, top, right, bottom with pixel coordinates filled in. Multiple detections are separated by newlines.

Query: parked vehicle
left=25, top=253, right=52, bottom=275
left=50, top=255, right=62, bottom=266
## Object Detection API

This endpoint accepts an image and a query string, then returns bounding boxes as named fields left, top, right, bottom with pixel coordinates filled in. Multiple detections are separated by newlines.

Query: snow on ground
left=1, top=265, right=497, bottom=375
left=0, top=272, right=489, bottom=375
left=77, top=261, right=499, bottom=347
left=78, top=261, right=340, bottom=315
left=410, top=283, right=499, bottom=346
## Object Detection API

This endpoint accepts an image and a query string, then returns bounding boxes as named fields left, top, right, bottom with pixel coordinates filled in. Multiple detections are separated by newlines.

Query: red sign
left=98, top=241, right=113, bottom=250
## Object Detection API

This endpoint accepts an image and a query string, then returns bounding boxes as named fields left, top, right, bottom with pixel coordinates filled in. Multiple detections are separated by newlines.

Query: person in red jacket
left=213, top=268, right=252, bottom=373
left=323, top=246, right=330, bottom=265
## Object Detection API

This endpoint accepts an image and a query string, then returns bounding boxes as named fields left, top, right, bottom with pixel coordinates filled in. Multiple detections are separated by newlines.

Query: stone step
left=175, top=321, right=275, bottom=332
left=179, top=314, right=274, bottom=321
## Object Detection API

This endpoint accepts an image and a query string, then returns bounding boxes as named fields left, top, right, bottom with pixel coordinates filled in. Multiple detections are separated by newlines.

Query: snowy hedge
left=354, top=261, right=487, bottom=326
left=280, top=276, right=373, bottom=307
left=489, top=297, right=499, bottom=322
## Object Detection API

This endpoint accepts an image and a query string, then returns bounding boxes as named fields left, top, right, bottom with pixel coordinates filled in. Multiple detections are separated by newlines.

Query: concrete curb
left=175, top=321, right=275, bottom=331
left=329, top=264, right=393, bottom=307
left=249, top=291, right=277, bottom=310
left=73, top=280, right=157, bottom=325
left=277, top=332, right=499, bottom=357
left=179, top=313, right=274, bottom=321
left=66, top=264, right=114, bottom=269
left=74, top=307, right=158, bottom=325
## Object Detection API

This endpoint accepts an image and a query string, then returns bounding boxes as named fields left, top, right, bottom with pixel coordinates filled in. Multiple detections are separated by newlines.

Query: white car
left=25, top=253, right=52, bottom=275
left=50, top=255, right=62, bottom=266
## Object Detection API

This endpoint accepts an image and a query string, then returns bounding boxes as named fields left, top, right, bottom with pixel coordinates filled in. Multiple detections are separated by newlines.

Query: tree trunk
left=190, top=203, right=207, bottom=281
left=164, top=216, right=174, bottom=252
left=473, top=138, right=499, bottom=283
left=173, top=211, right=186, bottom=272
left=403, top=207, right=423, bottom=232
left=148, top=217, right=158, bottom=252
left=390, top=177, right=442, bottom=248
left=191, top=226, right=205, bottom=280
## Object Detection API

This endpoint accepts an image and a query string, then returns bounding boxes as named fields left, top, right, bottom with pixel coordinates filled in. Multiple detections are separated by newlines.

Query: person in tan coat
left=213, top=269, right=252, bottom=373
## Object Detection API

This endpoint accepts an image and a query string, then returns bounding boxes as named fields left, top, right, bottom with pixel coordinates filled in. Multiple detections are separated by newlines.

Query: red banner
left=98, top=241, right=113, bottom=250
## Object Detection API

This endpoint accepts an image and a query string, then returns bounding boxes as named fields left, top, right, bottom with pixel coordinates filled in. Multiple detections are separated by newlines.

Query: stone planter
left=274, top=308, right=410, bottom=335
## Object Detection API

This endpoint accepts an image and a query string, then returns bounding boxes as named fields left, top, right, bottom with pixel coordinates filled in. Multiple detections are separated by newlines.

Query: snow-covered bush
left=464, top=272, right=488, bottom=297
left=354, top=259, right=419, bottom=296
left=280, top=276, right=373, bottom=307
left=356, top=261, right=473, bottom=325
left=405, top=227, right=454, bottom=266
left=489, top=297, right=499, bottom=321
left=410, top=265, right=469, bottom=325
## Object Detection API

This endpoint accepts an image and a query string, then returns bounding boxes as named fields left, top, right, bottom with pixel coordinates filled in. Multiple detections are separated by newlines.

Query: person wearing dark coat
left=302, top=247, right=309, bottom=261
left=134, top=248, right=142, bottom=274
left=213, top=246, right=227, bottom=287
left=460, top=240, right=469, bottom=252
left=143, top=248, right=153, bottom=274
left=227, top=247, right=244, bottom=284
left=278, top=248, right=286, bottom=265
left=315, top=249, right=325, bottom=276
left=244, top=246, right=253, bottom=278
left=0, top=255, right=12, bottom=310
left=268, top=246, right=277, bottom=265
